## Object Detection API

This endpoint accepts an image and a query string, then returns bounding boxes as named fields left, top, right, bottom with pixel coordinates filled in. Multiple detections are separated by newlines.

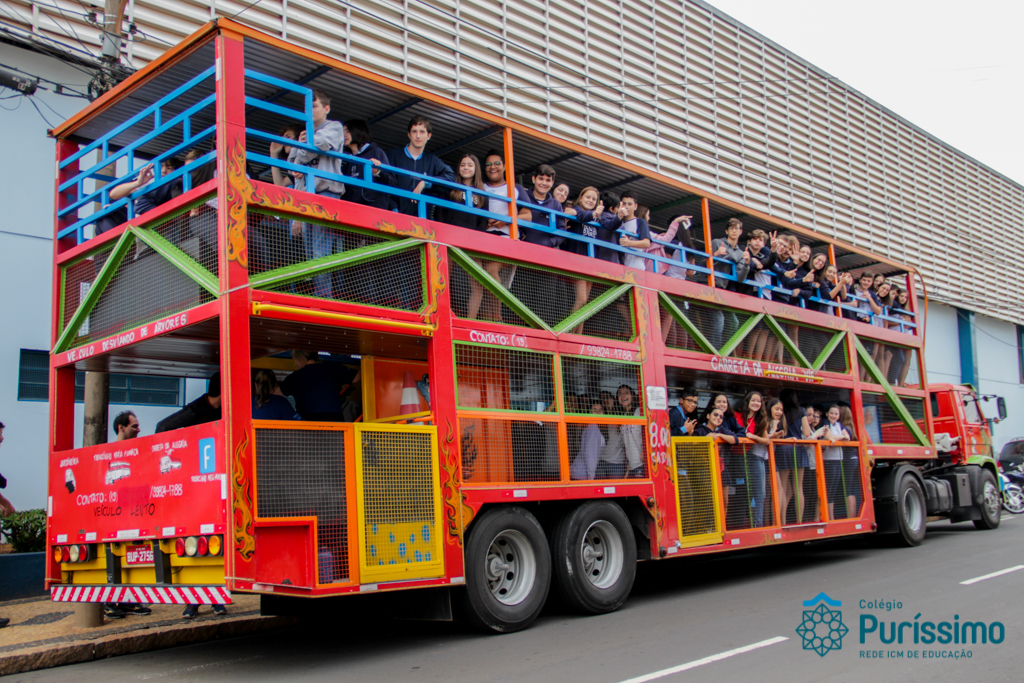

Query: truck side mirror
left=997, top=397, right=1007, bottom=421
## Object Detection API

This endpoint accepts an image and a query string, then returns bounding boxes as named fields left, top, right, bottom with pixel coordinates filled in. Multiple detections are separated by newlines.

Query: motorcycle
left=997, top=462, right=1024, bottom=514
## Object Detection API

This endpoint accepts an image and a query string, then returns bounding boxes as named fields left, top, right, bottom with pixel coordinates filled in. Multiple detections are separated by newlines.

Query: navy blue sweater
left=385, top=146, right=456, bottom=216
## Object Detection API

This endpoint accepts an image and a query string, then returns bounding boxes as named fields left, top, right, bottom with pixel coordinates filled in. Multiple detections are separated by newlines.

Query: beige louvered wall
left=4, top=0, right=1021, bottom=323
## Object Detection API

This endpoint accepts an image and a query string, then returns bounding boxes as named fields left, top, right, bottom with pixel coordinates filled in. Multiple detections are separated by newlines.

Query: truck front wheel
left=973, top=470, right=1001, bottom=530
left=454, top=506, right=551, bottom=633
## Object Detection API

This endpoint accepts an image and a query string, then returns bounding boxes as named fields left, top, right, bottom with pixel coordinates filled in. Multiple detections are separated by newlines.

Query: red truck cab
left=928, top=383, right=1006, bottom=464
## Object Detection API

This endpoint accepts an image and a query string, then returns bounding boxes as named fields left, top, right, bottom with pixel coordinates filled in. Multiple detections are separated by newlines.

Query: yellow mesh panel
left=672, top=438, right=723, bottom=547
left=355, top=424, right=444, bottom=582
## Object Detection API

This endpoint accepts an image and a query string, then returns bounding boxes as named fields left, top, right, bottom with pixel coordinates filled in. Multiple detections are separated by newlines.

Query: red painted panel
left=48, top=422, right=226, bottom=543
left=254, top=524, right=313, bottom=588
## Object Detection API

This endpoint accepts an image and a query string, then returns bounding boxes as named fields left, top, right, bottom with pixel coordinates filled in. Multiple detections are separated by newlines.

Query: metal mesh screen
left=579, top=289, right=635, bottom=341
left=561, top=357, right=643, bottom=416
left=249, top=211, right=423, bottom=311
left=868, top=342, right=921, bottom=387
left=661, top=295, right=751, bottom=352
left=822, top=446, right=863, bottom=520
left=360, top=429, right=438, bottom=570
left=74, top=237, right=208, bottom=346
left=720, top=443, right=776, bottom=531
left=862, top=392, right=926, bottom=445
left=448, top=259, right=533, bottom=328
left=151, top=199, right=220, bottom=279
left=455, top=345, right=555, bottom=411
left=773, top=441, right=825, bottom=525
left=61, top=245, right=113, bottom=335
left=567, top=419, right=648, bottom=480
left=255, top=427, right=349, bottom=584
left=795, top=326, right=846, bottom=372
left=674, top=440, right=720, bottom=538
left=460, top=417, right=561, bottom=483
left=660, top=299, right=701, bottom=352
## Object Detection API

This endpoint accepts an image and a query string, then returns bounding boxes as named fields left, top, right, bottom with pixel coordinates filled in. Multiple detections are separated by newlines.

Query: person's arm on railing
left=108, top=164, right=154, bottom=202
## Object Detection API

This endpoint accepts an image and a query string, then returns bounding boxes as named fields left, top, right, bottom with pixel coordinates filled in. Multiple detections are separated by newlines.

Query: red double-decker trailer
left=45, top=21, right=1003, bottom=632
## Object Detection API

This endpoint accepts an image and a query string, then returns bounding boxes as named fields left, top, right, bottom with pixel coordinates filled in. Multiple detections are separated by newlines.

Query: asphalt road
left=14, top=516, right=1024, bottom=683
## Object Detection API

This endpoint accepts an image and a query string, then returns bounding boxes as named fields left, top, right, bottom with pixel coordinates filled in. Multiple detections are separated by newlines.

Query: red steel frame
left=46, top=24, right=933, bottom=598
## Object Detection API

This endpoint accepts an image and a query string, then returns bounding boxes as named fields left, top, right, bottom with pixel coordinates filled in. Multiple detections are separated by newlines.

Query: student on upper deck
left=341, top=119, right=392, bottom=211
left=287, top=89, right=345, bottom=198
left=96, top=158, right=184, bottom=235
left=437, top=153, right=488, bottom=231
left=553, top=183, right=572, bottom=210
left=708, top=218, right=749, bottom=347
left=852, top=271, right=883, bottom=324
left=387, top=115, right=456, bottom=217
left=616, top=191, right=651, bottom=270
left=520, top=164, right=566, bottom=248
left=269, top=124, right=302, bottom=188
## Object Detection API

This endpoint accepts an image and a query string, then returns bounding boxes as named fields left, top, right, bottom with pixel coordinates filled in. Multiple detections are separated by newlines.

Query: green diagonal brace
left=657, top=291, right=716, bottom=354
left=853, top=334, right=929, bottom=446
left=554, top=282, right=632, bottom=334
left=249, top=238, right=421, bottom=289
left=134, top=226, right=219, bottom=296
left=717, top=312, right=764, bottom=358
left=449, top=247, right=553, bottom=333
left=55, top=230, right=135, bottom=353
left=812, top=329, right=848, bottom=371
left=762, top=314, right=811, bottom=368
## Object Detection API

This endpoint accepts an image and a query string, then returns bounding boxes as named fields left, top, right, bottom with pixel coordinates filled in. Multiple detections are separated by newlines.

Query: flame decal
left=438, top=418, right=463, bottom=546
left=231, top=431, right=255, bottom=561
left=422, top=244, right=446, bottom=323
left=225, top=135, right=252, bottom=267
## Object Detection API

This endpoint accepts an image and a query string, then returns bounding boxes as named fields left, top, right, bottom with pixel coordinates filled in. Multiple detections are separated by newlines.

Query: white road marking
left=616, top=636, right=788, bottom=683
left=960, top=565, right=1024, bottom=585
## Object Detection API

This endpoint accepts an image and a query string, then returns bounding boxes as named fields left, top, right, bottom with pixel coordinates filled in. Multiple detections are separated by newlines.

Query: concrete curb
left=0, top=613, right=298, bottom=676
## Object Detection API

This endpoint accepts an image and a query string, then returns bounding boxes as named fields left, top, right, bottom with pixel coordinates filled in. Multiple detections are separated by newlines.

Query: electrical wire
left=0, top=61, right=90, bottom=98
left=227, top=0, right=267, bottom=21
left=955, top=309, right=1019, bottom=349
left=26, top=94, right=56, bottom=126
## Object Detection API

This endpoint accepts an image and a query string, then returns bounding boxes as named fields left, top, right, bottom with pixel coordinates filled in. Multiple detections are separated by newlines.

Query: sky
left=707, top=0, right=1024, bottom=185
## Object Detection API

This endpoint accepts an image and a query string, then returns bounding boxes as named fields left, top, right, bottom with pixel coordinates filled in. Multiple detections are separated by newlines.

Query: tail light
left=183, top=536, right=198, bottom=557
left=53, top=546, right=63, bottom=562
left=175, top=538, right=186, bottom=557
left=197, top=536, right=209, bottom=556
left=208, top=535, right=222, bottom=556
left=69, top=545, right=80, bottom=562
left=79, top=545, right=89, bottom=561
left=60, top=546, right=71, bottom=562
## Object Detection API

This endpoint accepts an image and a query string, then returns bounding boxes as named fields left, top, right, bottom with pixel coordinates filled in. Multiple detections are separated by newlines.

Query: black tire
left=453, top=506, right=551, bottom=633
left=550, top=501, right=637, bottom=615
left=973, top=470, right=1002, bottom=529
left=894, top=474, right=927, bottom=547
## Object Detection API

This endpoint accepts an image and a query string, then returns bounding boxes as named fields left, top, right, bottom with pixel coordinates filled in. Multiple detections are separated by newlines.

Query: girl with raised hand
left=744, top=397, right=784, bottom=527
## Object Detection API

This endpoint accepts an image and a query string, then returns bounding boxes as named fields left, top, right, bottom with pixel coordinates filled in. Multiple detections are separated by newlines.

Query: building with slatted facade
left=0, top=0, right=1021, bottom=510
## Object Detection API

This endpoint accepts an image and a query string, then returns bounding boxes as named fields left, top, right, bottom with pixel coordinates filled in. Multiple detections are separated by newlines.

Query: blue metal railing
left=57, top=66, right=219, bottom=243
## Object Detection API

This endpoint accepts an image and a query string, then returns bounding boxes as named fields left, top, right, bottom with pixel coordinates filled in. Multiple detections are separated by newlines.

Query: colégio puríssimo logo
left=796, top=593, right=849, bottom=657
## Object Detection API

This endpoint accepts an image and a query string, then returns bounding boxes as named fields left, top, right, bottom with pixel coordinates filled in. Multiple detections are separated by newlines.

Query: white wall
left=923, top=300, right=1023, bottom=452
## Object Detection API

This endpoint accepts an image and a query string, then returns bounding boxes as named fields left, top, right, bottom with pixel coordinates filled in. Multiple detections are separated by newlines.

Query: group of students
left=669, top=386, right=861, bottom=527
left=567, top=385, right=646, bottom=481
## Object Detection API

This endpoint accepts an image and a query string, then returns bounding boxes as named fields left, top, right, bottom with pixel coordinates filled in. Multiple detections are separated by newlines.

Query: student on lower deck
left=251, top=369, right=300, bottom=420
left=669, top=387, right=700, bottom=437
left=814, top=404, right=852, bottom=519
left=745, top=397, right=786, bottom=528
left=596, top=385, right=645, bottom=479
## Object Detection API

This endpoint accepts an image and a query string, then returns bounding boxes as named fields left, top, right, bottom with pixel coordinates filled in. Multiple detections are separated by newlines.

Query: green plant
left=0, top=508, right=47, bottom=553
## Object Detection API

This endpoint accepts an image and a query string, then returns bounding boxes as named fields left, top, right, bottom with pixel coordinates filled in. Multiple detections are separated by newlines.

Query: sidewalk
left=0, top=593, right=296, bottom=675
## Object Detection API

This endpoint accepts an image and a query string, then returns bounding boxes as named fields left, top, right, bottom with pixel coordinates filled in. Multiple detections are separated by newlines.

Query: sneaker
left=182, top=605, right=199, bottom=619
left=104, top=606, right=127, bottom=619
left=125, top=604, right=152, bottom=616
left=213, top=604, right=227, bottom=616
left=0, top=617, right=9, bottom=628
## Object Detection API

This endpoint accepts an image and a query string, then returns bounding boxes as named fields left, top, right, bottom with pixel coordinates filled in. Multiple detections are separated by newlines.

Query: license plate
left=125, top=543, right=154, bottom=565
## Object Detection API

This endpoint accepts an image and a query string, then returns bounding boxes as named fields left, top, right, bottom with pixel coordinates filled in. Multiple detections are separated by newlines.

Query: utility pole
left=88, top=0, right=132, bottom=101
left=76, top=371, right=109, bottom=628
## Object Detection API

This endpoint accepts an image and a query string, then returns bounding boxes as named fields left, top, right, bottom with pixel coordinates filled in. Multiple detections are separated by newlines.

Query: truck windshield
left=961, top=395, right=983, bottom=424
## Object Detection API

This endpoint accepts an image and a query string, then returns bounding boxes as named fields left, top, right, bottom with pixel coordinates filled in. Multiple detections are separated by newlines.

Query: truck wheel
left=973, top=470, right=1002, bottom=529
left=894, top=474, right=927, bottom=547
left=551, top=501, right=636, bottom=614
left=454, top=506, right=550, bottom=633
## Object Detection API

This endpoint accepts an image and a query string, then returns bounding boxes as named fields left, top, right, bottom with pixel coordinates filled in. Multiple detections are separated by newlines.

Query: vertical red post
left=214, top=30, right=256, bottom=588
left=425, top=244, right=466, bottom=580
left=701, top=198, right=714, bottom=288
left=503, top=127, right=519, bottom=241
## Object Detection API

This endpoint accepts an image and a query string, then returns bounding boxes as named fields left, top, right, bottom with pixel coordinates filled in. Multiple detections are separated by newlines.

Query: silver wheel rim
left=983, top=480, right=1001, bottom=518
left=1005, top=489, right=1024, bottom=514
left=485, top=530, right=536, bottom=606
left=580, top=520, right=624, bottom=589
left=903, top=486, right=923, bottom=531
